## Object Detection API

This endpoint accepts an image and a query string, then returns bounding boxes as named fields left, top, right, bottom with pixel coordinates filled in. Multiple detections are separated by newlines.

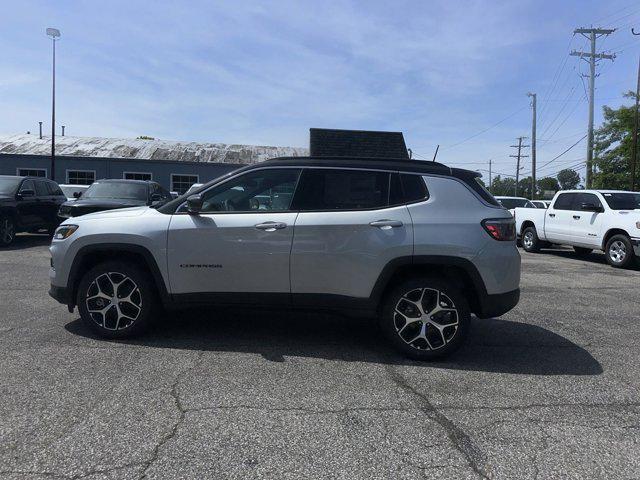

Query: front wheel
left=605, top=235, right=635, bottom=269
left=380, top=277, right=470, bottom=360
left=0, top=215, right=16, bottom=247
left=77, top=261, right=158, bottom=338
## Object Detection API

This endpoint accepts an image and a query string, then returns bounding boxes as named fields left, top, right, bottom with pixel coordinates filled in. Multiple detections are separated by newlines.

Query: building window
left=66, top=170, right=96, bottom=185
left=171, top=174, right=199, bottom=195
left=17, top=168, right=47, bottom=177
left=124, top=172, right=152, bottom=181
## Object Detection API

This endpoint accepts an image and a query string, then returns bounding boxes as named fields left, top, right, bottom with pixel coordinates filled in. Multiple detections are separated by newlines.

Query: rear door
left=16, top=179, right=39, bottom=227
left=289, top=168, right=413, bottom=303
left=544, top=192, right=578, bottom=242
left=167, top=168, right=301, bottom=297
left=569, top=192, right=605, bottom=247
left=34, top=179, right=55, bottom=227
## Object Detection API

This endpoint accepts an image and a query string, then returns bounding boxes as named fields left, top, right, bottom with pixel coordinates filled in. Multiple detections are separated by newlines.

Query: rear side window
left=293, top=169, right=389, bottom=211
left=553, top=193, right=577, bottom=210
left=34, top=180, right=49, bottom=196
left=576, top=193, right=602, bottom=209
left=389, top=173, right=429, bottom=205
left=47, top=182, right=65, bottom=196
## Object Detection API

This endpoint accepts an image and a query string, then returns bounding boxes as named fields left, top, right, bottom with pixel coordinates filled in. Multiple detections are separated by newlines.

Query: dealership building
left=0, top=129, right=410, bottom=194
left=0, top=134, right=308, bottom=194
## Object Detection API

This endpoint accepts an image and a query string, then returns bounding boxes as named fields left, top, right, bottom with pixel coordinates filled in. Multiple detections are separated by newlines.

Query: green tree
left=537, top=177, right=560, bottom=197
left=490, top=175, right=516, bottom=196
left=592, top=91, right=637, bottom=190
left=557, top=169, right=581, bottom=190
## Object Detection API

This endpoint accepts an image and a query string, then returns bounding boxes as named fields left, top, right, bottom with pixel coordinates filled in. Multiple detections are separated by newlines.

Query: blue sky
left=1, top=0, right=639, bottom=181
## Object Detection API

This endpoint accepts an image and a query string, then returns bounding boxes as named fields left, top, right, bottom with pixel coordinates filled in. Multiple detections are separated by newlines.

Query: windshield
left=601, top=192, right=640, bottom=210
left=0, top=177, right=22, bottom=195
left=499, top=198, right=534, bottom=209
left=82, top=182, right=148, bottom=200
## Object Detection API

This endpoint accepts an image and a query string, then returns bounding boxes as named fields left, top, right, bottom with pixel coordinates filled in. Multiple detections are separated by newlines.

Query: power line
left=443, top=105, right=528, bottom=149
left=538, top=134, right=588, bottom=170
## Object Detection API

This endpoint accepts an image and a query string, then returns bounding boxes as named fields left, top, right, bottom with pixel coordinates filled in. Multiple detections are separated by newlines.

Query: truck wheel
left=0, top=215, right=16, bottom=247
left=77, top=261, right=158, bottom=339
left=380, top=277, right=470, bottom=360
left=521, top=226, right=541, bottom=253
left=573, top=246, right=592, bottom=257
left=605, top=234, right=635, bottom=269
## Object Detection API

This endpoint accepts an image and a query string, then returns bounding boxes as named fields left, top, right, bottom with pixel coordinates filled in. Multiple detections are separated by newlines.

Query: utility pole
left=489, top=158, right=492, bottom=193
left=510, top=137, right=529, bottom=196
left=570, top=27, right=615, bottom=188
left=631, top=27, right=640, bottom=191
left=527, top=92, right=537, bottom=198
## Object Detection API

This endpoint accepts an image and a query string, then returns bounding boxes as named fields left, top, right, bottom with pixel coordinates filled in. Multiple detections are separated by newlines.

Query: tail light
left=482, top=218, right=516, bottom=241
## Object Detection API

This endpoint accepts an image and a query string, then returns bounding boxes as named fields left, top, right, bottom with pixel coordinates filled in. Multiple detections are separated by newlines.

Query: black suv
left=58, top=179, right=173, bottom=219
left=0, top=175, right=67, bottom=246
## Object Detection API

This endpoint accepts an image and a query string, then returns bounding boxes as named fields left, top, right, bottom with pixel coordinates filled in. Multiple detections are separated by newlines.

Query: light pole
left=46, top=27, right=60, bottom=180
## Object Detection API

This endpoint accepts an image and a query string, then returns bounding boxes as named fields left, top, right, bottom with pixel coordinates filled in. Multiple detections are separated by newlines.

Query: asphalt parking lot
left=1, top=235, right=639, bottom=479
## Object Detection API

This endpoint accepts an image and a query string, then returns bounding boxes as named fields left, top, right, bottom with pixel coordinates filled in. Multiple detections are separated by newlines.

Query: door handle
left=573, top=215, right=581, bottom=220
left=369, top=219, right=403, bottom=229
left=548, top=213, right=556, bottom=217
left=255, top=221, right=287, bottom=231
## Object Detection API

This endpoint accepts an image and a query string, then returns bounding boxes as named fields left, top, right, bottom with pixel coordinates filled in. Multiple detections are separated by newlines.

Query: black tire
left=0, top=215, right=16, bottom=247
left=521, top=226, right=541, bottom=253
left=379, top=277, right=470, bottom=360
left=76, top=261, right=158, bottom=339
left=605, top=234, right=635, bottom=269
left=573, top=246, right=593, bottom=257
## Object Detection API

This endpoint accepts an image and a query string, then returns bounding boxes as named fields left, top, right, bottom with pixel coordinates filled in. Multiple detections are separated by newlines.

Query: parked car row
left=0, top=175, right=187, bottom=246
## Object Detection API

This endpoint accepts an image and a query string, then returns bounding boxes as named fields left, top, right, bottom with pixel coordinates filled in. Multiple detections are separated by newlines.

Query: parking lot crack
left=137, top=350, right=205, bottom=480
left=385, top=365, right=492, bottom=480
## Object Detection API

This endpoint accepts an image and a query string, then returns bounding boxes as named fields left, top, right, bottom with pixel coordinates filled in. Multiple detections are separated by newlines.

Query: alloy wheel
left=393, top=288, right=459, bottom=351
left=1, top=218, right=15, bottom=245
left=85, top=272, right=143, bottom=330
left=609, top=240, right=626, bottom=264
left=523, top=231, right=534, bottom=249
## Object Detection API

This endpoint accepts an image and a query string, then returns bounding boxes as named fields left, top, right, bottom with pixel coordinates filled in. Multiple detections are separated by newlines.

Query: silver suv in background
left=49, top=157, right=521, bottom=360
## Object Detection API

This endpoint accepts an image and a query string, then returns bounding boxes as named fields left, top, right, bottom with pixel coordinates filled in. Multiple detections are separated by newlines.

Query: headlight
left=53, top=225, right=79, bottom=240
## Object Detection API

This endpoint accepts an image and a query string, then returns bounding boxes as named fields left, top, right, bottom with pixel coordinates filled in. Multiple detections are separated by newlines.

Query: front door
left=569, top=192, right=605, bottom=248
left=15, top=179, right=39, bottom=228
left=167, top=168, right=301, bottom=297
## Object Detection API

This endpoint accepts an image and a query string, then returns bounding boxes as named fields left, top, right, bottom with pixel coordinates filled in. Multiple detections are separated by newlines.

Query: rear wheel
left=605, top=234, right=635, bottom=269
left=521, top=226, right=541, bottom=253
left=0, top=215, right=16, bottom=247
left=573, top=246, right=592, bottom=257
left=77, top=261, right=158, bottom=338
left=380, top=277, right=470, bottom=360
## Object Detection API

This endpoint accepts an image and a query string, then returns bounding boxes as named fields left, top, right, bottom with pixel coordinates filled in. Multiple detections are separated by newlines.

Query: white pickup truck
left=514, top=189, right=640, bottom=268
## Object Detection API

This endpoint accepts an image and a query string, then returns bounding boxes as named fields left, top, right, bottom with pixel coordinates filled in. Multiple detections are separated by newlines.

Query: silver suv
left=49, top=157, right=521, bottom=359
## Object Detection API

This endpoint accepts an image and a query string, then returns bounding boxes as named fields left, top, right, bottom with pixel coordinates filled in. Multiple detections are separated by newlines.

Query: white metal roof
left=0, top=133, right=308, bottom=165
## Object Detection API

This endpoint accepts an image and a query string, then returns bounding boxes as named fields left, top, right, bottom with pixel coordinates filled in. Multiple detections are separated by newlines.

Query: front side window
left=83, top=182, right=148, bottom=200
left=34, top=180, right=49, bottom=196
left=292, top=169, right=390, bottom=211
left=67, top=170, right=96, bottom=185
left=576, top=193, right=603, bottom=210
left=552, top=193, right=577, bottom=210
left=601, top=192, right=640, bottom=210
left=19, top=179, right=35, bottom=194
left=196, top=169, right=300, bottom=213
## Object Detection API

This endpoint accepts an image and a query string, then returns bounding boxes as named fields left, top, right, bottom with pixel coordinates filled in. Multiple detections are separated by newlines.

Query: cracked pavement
left=1, top=235, right=639, bottom=479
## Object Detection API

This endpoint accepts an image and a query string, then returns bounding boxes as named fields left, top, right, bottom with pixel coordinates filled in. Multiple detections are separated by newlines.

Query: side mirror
left=186, top=194, right=203, bottom=214
left=73, top=191, right=82, bottom=198
left=581, top=202, right=603, bottom=213
left=18, top=189, right=35, bottom=198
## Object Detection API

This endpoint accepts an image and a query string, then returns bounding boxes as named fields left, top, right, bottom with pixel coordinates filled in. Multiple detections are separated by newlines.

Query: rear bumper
left=475, top=288, right=520, bottom=319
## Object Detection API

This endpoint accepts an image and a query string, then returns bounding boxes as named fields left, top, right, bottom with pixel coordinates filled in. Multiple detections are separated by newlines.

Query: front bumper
left=475, top=288, right=520, bottom=319
left=49, top=284, right=71, bottom=305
